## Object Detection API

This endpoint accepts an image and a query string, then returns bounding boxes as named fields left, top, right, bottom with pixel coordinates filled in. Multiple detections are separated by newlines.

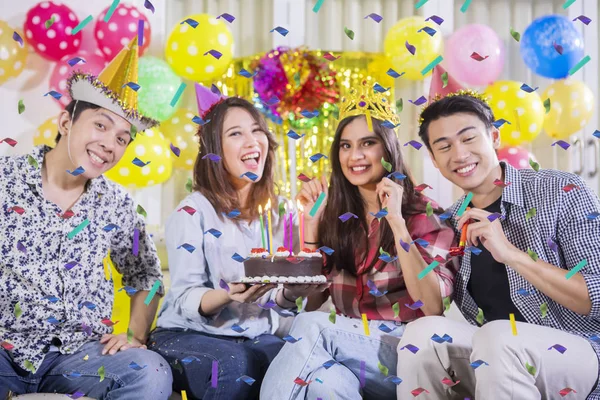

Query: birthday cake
left=241, top=247, right=327, bottom=284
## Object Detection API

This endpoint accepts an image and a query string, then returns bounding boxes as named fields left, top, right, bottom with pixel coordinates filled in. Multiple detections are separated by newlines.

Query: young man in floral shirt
left=0, top=38, right=172, bottom=399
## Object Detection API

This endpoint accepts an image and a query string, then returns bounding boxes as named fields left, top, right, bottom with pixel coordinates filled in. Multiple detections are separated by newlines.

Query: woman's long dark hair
left=193, top=97, right=279, bottom=221
left=319, top=115, right=443, bottom=275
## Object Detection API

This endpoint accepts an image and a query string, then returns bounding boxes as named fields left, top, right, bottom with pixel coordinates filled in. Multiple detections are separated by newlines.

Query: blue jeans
left=149, top=328, right=284, bottom=400
left=0, top=340, right=172, bottom=399
left=261, top=311, right=405, bottom=400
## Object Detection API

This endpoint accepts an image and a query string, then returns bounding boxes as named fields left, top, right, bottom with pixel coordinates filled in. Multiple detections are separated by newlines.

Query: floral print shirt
left=0, top=145, right=164, bottom=373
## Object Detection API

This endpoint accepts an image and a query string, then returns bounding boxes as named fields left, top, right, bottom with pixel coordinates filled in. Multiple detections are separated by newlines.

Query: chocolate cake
left=241, top=247, right=327, bottom=284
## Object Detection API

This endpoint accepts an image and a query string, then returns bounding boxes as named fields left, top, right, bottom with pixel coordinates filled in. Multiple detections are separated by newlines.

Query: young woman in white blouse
left=149, top=92, right=327, bottom=399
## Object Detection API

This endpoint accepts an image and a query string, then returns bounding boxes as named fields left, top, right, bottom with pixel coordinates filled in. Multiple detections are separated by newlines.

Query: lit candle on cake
left=297, top=200, right=304, bottom=248
left=266, top=199, right=273, bottom=254
left=258, top=204, right=266, bottom=250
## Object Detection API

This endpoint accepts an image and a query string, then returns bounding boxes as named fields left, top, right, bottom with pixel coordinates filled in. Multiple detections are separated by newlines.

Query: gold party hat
left=419, top=89, right=490, bottom=126
left=338, top=80, right=400, bottom=130
left=67, top=36, right=157, bottom=132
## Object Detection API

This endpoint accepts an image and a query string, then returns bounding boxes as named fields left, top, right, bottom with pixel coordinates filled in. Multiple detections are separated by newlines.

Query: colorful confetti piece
left=569, top=55, right=590, bottom=76
left=72, top=15, right=93, bottom=35
left=144, top=280, right=161, bottom=305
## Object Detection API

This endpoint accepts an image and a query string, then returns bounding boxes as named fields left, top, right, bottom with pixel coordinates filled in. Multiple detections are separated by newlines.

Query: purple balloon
left=444, top=24, right=505, bottom=86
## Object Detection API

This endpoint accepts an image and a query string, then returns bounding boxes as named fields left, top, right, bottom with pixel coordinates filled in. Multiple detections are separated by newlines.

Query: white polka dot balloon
left=160, top=108, right=200, bottom=170
left=484, top=80, right=545, bottom=147
left=23, top=1, right=82, bottom=61
left=33, top=116, right=59, bottom=147
left=94, top=3, right=151, bottom=60
left=49, top=50, right=108, bottom=108
left=104, top=128, right=173, bottom=189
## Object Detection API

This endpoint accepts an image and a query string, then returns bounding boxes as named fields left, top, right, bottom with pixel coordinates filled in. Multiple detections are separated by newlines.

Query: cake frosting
left=242, top=247, right=326, bottom=284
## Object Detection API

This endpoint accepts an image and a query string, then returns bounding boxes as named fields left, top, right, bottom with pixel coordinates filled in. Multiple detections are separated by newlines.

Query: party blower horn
left=428, top=65, right=464, bottom=103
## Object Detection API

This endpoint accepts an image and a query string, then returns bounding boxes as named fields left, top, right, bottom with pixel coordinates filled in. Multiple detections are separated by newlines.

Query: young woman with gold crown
left=261, top=80, right=458, bottom=399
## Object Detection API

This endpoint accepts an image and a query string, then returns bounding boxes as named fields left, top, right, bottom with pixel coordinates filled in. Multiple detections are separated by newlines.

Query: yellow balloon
left=384, top=17, right=443, bottom=81
left=165, top=14, right=234, bottom=82
left=542, top=79, right=594, bottom=139
left=0, top=21, right=28, bottom=85
left=160, top=108, right=200, bottom=170
left=34, top=116, right=59, bottom=147
left=484, top=80, right=545, bottom=146
left=105, top=128, right=173, bottom=188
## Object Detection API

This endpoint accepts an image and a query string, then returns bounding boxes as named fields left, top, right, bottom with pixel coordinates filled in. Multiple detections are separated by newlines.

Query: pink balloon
left=444, top=24, right=505, bottom=86
left=94, top=4, right=151, bottom=60
left=23, top=1, right=82, bottom=61
left=49, top=50, right=108, bottom=108
left=497, top=146, right=537, bottom=170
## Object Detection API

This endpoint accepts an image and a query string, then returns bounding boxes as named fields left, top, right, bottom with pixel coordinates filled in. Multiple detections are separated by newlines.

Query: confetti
left=104, top=0, right=121, bottom=22
left=400, top=344, right=419, bottom=354
left=441, top=71, right=448, bottom=88
left=562, top=0, right=577, bottom=9
left=72, top=15, right=93, bottom=35
left=257, top=300, right=276, bottom=310
left=211, top=360, right=218, bottom=388
left=470, top=52, right=489, bottom=61
left=344, top=26, right=355, bottom=40
left=565, top=259, right=587, bottom=279
left=359, top=360, right=366, bottom=388
left=313, top=0, right=326, bottom=12
left=418, top=260, right=439, bottom=280
left=526, top=208, right=537, bottom=221
left=138, top=20, right=144, bottom=47
left=128, top=361, right=147, bottom=371
left=543, top=98, right=551, bottom=114
left=240, top=171, right=259, bottom=181
left=296, top=296, right=303, bottom=312
left=44, top=91, right=63, bottom=100
left=126, top=327, right=134, bottom=343
left=548, top=344, right=567, bottom=354
left=373, top=83, right=390, bottom=93
left=405, top=41, right=416, bottom=56
left=516, top=288, right=531, bottom=296
left=121, top=82, right=141, bottom=91
left=476, top=308, right=485, bottom=325
left=487, top=212, right=503, bottom=222
left=238, top=68, right=257, bottom=78
left=318, top=246, right=334, bottom=255
left=415, top=0, right=430, bottom=8
left=102, top=223, right=120, bottom=232
left=64, top=261, right=82, bottom=270
left=202, top=153, right=222, bottom=162
left=12, top=31, right=23, bottom=47
left=181, top=18, right=199, bottom=28
left=586, top=212, right=600, bottom=220
left=226, top=209, right=241, bottom=218
left=529, top=158, right=540, bottom=171
left=442, top=377, right=459, bottom=386
left=547, top=237, right=558, bottom=252
left=270, top=26, right=289, bottom=36
left=232, top=253, right=249, bottom=262
left=405, top=140, right=424, bottom=150
left=525, top=362, right=536, bottom=376
left=425, top=15, right=444, bottom=25
left=417, top=184, right=434, bottom=193
left=554, top=42, right=564, bottom=55
left=465, top=246, right=482, bottom=255
left=177, top=243, right=195, bottom=253
left=132, top=157, right=151, bottom=168
left=14, top=302, right=23, bottom=319
left=559, top=388, right=577, bottom=396
left=510, top=27, right=521, bottom=42
left=287, top=130, right=305, bottom=140
left=136, top=204, right=147, bottom=218
left=231, top=324, right=249, bottom=333
left=294, top=377, right=311, bottom=386
left=168, top=143, right=181, bottom=158
left=381, top=157, right=393, bottom=172
left=569, top=55, right=590, bottom=76
left=509, top=313, right=517, bottom=335
left=573, top=15, right=592, bottom=25
left=329, top=307, right=336, bottom=324
left=418, top=26, right=437, bottom=36
left=67, top=219, right=90, bottom=239
left=170, top=82, right=187, bottom=107
left=368, top=279, right=389, bottom=297
left=494, top=179, right=510, bottom=188
left=552, top=140, right=570, bottom=150
left=460, top=0, right=473, bottom=12
left=443, top=296, right=451, bottom=312
left=492, top=118, right=511, bottom=129
left=217, top=13, right=235, bottom=23
left=421, top=55, right=443, bottom=76
left=339, top=212, right=358, bottom=222
left=185, top=178, right=193, bottom=193
left=370, top=208, right=388, bottom=219
left=144, top=280, right=161, bottom=305
left=119, top=286, right=138, bottom=296
left=431, top=333, right=453, bottom=343
left=364, top=13, right=383, bottom=23
left=144, top=0, right=155, bottom=13
left=66, top=166, right=85, bottom=176
left=192, top=116, right=210, bottom=125
left=16, top=99, right=26, bottom=115
left=385, top=375, right=403, bottom=385
left=8, top=206, right=25, bottom=215
left=405, top=300, right=423, bottom=311
left=362, top=313, right=370, bottom=336
left=540, top=302, right=548, bottom=319
left=520, top=83, right=539, bottom=93
left=204, top=228, right=222, bottom=238
left=23, top=360, right=36, bottom=373
left=283, top=335, right=302, bottom=344
left=396, top=98, right=403, bottom=112
left=378, top=323, right=395, bottom=333
left=457, top=192, right=473, bottom=217
left=309, top=153, right=328, bottom=163
left=381, top=120, right=401, bottom=129
left=297, top=173, right=311, bottom=183
left=42, top=295, right=61, bottom=303
left=409, top=96, right=427, bottom=106
left=323, top=52, right=341, bottom=61
left=100, top=318, right=119, bottom=327
left=411, top=387, right=430, bottom=396
left=181, top=356, right=200, bottom=364
left=527, top=249, right=538, bottom=261
left=387, top=68, right=403, bottom=78
left=388, top=171, right=407, bottom=180
left=470, top=359, right=489, bottom=369
left=562, top=183, right=579, bottom=192
left=236, top=375, right=256, bottom=385
left=310, top=192, right=326, bottom=217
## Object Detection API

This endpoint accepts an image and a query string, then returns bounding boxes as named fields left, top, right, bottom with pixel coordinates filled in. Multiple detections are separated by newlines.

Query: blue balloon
left=520, top=15, right=584, bottom=79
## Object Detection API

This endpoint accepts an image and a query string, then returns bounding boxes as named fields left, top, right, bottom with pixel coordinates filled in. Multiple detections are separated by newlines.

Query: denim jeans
left=0, top=340, right=173, bottom=399
left=260, top=311, right=406, bottom=400
left=149, top=328, right=284, bottom=400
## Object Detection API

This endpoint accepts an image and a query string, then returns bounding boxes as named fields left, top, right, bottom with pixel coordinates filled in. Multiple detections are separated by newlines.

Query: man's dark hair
left=55, top=100, right=103, bottom=143
left=418, top=95, right=495, bottom=153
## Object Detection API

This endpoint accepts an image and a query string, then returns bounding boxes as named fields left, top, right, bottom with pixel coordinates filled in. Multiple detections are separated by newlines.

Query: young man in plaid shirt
left=396, top=92, right=600, bottom=400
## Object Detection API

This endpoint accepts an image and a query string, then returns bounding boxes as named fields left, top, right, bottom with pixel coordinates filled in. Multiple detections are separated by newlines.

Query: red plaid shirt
left=326, top=199, right=458, bottom=322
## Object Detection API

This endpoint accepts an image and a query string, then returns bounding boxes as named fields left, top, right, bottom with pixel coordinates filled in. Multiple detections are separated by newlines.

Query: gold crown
left=419, top=89, right=490, bottom=126
left=338, top=80, right=400, bottom=125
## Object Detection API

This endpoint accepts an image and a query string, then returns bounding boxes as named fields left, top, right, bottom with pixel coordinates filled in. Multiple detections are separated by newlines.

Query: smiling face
left=57, top=107, right=132, bottom=179
left=338, top=116, right=386, bottom=189
left=427, top=112, right=501, bottom=192
left=221, top=107, right=269, bottom=187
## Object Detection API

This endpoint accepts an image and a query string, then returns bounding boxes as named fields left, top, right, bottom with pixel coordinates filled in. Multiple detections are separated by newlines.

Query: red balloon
left=497, top=146, right=537, bottom=170
left=49, top=50, right=108, bottom=108
left=94, top=4, right=151, bottom=60
left=23, top=1, right=82, bottom=61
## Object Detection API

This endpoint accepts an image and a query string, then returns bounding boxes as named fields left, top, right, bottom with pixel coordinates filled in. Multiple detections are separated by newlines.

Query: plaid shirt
left=327, top=198, right=458, bottom=322
left=448, top=162, right=600, bottom=399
